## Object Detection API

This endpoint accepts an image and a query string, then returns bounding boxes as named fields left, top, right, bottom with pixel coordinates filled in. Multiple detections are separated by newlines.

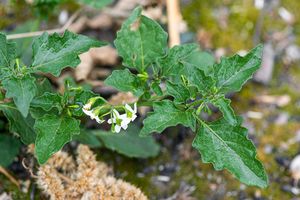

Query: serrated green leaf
left=0, top=135, right=21, bottom=167
left=213, top=97, right=237, bottom=126
left=151, top=81, right=163, bottom=96
left=185, top=67, right=215, bottom=95
left=34, top=114, right=80, bottom=164
left=79, top=0, right=112, bottom=8
left=140, top=100, right=196, bottom=136
left=94, top=125, right=160, bottom=158
left=214, top=45, right=263, bottom=93
left=0, top=103, right=36, bottom=144
left=158, top=43, right=198, bottom=76
left=31, top=92, right=63, bottom=113
left=166, top=81, right=190, bottom=103
left=114, top=7, right=167, bottom=72
left=2, top=74, right=37, bottom=117
left=192, top=118, right=268, bottom=188
left=0, top=33, right=16, bottom=68
left=104, top=69, right=143, bottom=96
left=31, top=30, right=106, bottom=76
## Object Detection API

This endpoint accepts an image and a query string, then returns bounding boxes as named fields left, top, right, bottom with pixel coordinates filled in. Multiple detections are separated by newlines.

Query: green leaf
left=214, top=45, right=263, bottom=93
left=31, top=92, right=63, bottom=113
left=166, top=81, right=190, bottom=103
left=104, top=69, right=143, bottom=96
left=78, top=0, right=113, bottom=8
left=158, top=43, right=198, bottom=76
left=192, top=118, right=268, bottom=188
left=73, top=129, right=102, bottom=148
left=114, top=7, right=167, bottom=72
left=0, top=135, right=21, bottom=167
left=182, top=50, right=215, bottom=75
left=0, top=33, right=16, bottom=68
left=185, top=67, right=215, bottom=95
left=35, top=77, right=54, bottom=96
left=2, top=74, right=37, bottom=117
left=0, top=103, right=36, bottom=144
left=94, top=125, right=160, bottom=158
left=31, top=30, right=106, bottom=76
left=151, top=81, right=163, bottom=96
left=140, top=100, right=196, bottom=136
left=213, top=97, right=237, bottom=126
left=34, top=114, right=80, bottom=164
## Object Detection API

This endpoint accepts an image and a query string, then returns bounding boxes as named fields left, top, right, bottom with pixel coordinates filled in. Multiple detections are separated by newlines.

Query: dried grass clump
left=36, top=145, right=148, bottom=200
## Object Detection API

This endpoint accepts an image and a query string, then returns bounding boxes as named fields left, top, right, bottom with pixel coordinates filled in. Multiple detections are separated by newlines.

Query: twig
left=7, top=9, right=82, bottom=40
left=166, top=0, right=181, bottom=47
left=0, top=166, right=20, bottom=189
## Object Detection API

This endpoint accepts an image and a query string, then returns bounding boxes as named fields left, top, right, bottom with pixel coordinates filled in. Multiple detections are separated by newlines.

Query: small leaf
left=182, top=50, right=215, bottom=75
left=158, top=43, right=198, bottom=76
left=0, top=135, right=21, bottom=167
left=0, top=103, right=36, bottom=144
left=214, top=45, right=263, bottom=93
left=114, top=7, right=168, bottom=72
left=192, top=118, right=268, bottom=188
left=185, top=67, right=215, bottom=95
left=166, top=81, right=190, bottom=103
left=31, top=30, right=106, bottom=76
left=140, top=100, right=196, bottom=136
left=0, top=33, right=16, bottom=68
left=2, top=74, right=37, bottom=117
left=151, top=81, right=163, bottom=96
left=213, top=97, right=237, bottom=126
left=34, top=114, right=80, bottom=164
left=104, top=69, right=143, bottom=96
left=79, top=0, right=112, bottom=8
left=94, top=125, right=160, bottom=158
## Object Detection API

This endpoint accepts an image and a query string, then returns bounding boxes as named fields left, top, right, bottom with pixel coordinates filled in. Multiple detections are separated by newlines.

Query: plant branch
left=7, top=9, right=81, bottom=40
left=0, top=166, right=20, bottom=189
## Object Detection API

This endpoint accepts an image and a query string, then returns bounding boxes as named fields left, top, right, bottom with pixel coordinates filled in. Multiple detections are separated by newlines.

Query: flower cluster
left=82, top=98, right=137, bottom=133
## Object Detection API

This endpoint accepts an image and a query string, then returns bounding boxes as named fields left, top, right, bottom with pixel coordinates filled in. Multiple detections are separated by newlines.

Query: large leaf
left=192, top=118, right=268, bottom=188
left=31, top=30, right=106, bottom=76
left=158, top=43, right=198, bottom=76
left=73, top=129, right=102, bottom=148
left=114, top=7, right=168, bottom=72
left=140, top=100, right=196, bottom=136
left=31, top=92, right=63, bottom=113
left=34, top=114, right=80, bottom=164
left=94, top=125, right=160, bottom=158
left=0, top=103, right=36, bottom=144
left=2, top=74, right=37, bottom=117
left=0, top=135, right=21, bottom=167
left=79, top=0, right=112, bottom=8
left=214, top=45, right=263, bottom=93
left=104, top=69, right=143, bottom=96
left=0, top=33, right=16, bottom=68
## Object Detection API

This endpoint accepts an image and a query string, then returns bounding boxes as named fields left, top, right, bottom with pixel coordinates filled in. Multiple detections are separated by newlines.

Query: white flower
left=82, top=105, right=104, bottom=124
left=124, top=103, right=137, bottom=122
left=108, top=109, right=130, bottom=133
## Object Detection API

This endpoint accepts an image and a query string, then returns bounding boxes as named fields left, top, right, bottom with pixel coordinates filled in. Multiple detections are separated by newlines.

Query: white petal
left=83, top=103, right=91, bottom=110
left=115, top=125, right=121, bottom=133
left=82, top=108, right=92, bottom=116
left=108, top=118, right=116, bottom=124
left=131, top=114, right=137, bottom=122
left=121, top=123, right=128, bottom=130
left=112, top=109, right=121, bottom=118
left=125, top=104, right=134, bottom=113
left=133, top=103, right=137, bottom=113
left=95, top=117, right=104, bottom=124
